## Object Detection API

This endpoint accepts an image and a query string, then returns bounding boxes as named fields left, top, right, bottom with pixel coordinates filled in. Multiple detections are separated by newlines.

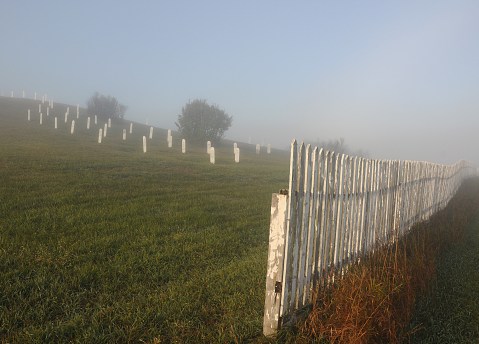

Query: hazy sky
left=2, top=1, right=478, bottom=165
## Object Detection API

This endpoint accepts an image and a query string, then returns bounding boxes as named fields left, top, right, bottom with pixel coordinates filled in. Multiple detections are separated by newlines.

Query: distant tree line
left=87, top=92, right=127, bottom=120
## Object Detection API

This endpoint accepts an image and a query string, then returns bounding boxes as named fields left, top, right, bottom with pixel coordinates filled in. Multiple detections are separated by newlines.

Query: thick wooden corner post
left=263, top=191, right=288, bottom=336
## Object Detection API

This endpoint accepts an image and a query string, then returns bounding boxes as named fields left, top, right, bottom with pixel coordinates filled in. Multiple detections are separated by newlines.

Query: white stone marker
left=256, top=144, right=260, bottom=154
left=207, top=141, right=211, bottom=154
left=234, top=148, right=240, bottom=163
left=149, top=126, right=153, bottom=139
left=234, top=142, right=238, bottom=150
left=182, top=139, right=186, bottom=153
left=129, top=122, right=133, bottom=134
left=64, top=112, right=68, bottom=123
left=168, top=135, right=172, bottom=148
left=94, top=115, right=98, bottom=125
left=46, top=107, right=49, bottom=116
left=108, top=118, right=111, bottom=128
left=103, top=123, right=107, bottom=137
left=122, top=129, right=126, bottom=141
left=98, top=129, right=103, bottom=143
left=50, top=100, right=53, bottom=108
left=55, top=117, right=58, bottom=129
left=66, top=107, right=69, bottom=115
left=167, top=129, right=171, bottom=138
left=39, top=113, right=43, bottom=125
left=267, top=144, right=271, bottom=154
left=143, top=136, right=147, bottom=153
left=39, top=104, right=41, bottom=113
left=87, top=117, right=91, bottom=130
left=27, top=109, right=31, bottom=121
left=71, top=120, right=75, bottom=134
left=76, top=104, right=80, bottom=119
left=210, top=147, right=215, bottom=164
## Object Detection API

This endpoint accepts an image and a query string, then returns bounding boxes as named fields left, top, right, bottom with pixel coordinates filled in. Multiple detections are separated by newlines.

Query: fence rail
left=263, top=140, right=476, bottom=335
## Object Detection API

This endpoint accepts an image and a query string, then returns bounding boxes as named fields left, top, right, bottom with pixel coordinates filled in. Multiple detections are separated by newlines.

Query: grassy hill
left=0, top=96, right=290, bottom=343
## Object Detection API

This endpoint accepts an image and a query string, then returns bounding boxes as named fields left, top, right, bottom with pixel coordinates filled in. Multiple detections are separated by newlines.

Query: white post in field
left=235, top=148, right=240, bottom=163
left=39, top=113, right=43, bottom=125
left=167, top=129, right=171, bottom=138
left=55, top=117, right=58, bottom=129
left=22, top=90, right=25, bottom=98
left=98, top=129, right=103, bottom=143
left=143, top=136, right=147, bottom=153
left=95, top=115, right=98, bottom=125
left=129, top=122, right=133, bottom=134
left=87, top=117, right=91, bottom=130
left=39, top=104, right=41, bottom=113
left=168, top=135, right=172, bottom=148
left=207, top=141, right=211, bottom=154
left=64, top=112, right=68, bottom=123
left=234, top=142, right=238, bottom=150
left=46, top=107, right=49, bottom=117
left=108, top=118, right=111, bottom=128
left=103, top=123, right=107, bottom=137
left=267, top=144, right=271, bottom=154
left=34, top=92, right=37, bottom=100
left=71, top=120, right=75, bottom=134
left=122, top=129, right=126, bottom=141
left=182, top=139, right=186, bottom=153
left=149, top=126, right=153, bottom=139
left=210, top=147, right=215, bottom=164
left=76, top=104, right=80, bottom=119
left=27, top=109, right=31, bottom=121
left=256, top=144, right=260, bottom=154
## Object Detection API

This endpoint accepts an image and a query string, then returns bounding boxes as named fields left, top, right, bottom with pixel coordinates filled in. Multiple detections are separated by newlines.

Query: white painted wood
left=129, top=122, right=133, bottom=134
left=256, top=144, right=260, bottom=154
left=209, top=147, right=215, bottom=164
left=98, top=129, right=102, bottom=143
left=143, top=136, right=147, bottom=153
left=182, top=139, right=186, bottom=153
left=263, top=193, right=288, bottom=336
left=87, top=117, right=91, bottom=130
left=70, top=120, right=75, bottom=134
left=149, top=126, right=153, bottom=139
left=122, top=129, right=126, bottom=141
left=55, top=117, right=58, bottom=129
left=207, top=141, right=211, bottom=154
left=103, top=123, right=107, bottom=137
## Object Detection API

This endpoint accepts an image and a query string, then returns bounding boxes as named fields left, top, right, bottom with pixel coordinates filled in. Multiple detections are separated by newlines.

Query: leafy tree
left=176, top=99, right=232, bottom=143
left=87, top=92, right=127, bottom=120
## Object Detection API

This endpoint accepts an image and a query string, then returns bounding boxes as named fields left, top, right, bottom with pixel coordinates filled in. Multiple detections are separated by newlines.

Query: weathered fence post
left=263, top=192, right=289, bottom=336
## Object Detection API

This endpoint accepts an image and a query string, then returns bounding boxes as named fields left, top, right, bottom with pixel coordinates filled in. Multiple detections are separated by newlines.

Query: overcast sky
left=2, top=1, right=478, bottom=165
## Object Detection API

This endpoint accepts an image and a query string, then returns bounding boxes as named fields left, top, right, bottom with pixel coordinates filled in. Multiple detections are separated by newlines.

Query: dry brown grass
left=296, top=178, right=479, bottom=344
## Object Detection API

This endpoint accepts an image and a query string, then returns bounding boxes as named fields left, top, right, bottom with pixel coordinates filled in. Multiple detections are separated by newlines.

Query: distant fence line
left=263, top=140, right=477, bottom=335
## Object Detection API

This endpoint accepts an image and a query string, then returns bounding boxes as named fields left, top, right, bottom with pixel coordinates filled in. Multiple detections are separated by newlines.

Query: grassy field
left=0, top=96, right=290, bottom=343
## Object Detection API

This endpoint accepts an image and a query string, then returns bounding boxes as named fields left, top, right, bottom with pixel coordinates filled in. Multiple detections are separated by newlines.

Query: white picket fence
left=263, top=140, right=476, bottom=335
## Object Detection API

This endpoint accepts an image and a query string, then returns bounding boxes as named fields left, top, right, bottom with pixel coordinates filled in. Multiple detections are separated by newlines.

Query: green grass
left=408, top=214, right=479, bottom=343
left=0, top=97, right=290, bottom=343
